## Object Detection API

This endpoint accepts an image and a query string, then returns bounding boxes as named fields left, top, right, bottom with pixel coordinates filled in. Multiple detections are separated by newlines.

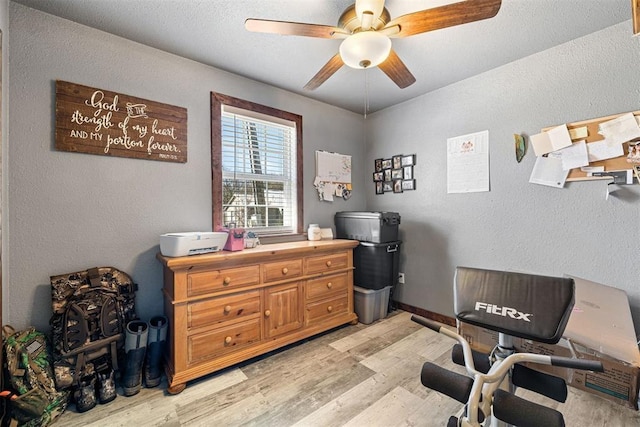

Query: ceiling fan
left=245, top=0, right=502, bottom=91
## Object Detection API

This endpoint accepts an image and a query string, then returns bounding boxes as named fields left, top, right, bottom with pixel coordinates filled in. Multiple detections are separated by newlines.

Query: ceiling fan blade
left=378, top=50, right=416, bottom=89
left=304, top=54, right=344, bottom=91
left=245, top=18, right=349, bottom=39
left=385, top=0, right=502, bottom=38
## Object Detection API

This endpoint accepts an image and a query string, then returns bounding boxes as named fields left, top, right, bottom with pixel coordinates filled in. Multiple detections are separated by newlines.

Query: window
left=211, top=92, right=303, bottom=235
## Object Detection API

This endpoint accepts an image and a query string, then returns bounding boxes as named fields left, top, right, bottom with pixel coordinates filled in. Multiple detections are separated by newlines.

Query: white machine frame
left=413, top=316, right=602, bottom=427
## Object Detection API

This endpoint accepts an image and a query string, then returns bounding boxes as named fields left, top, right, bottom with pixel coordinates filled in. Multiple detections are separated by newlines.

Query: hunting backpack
left=1, top=326, right=69, bottom=427
left=49, top=267, right=138, bottom=390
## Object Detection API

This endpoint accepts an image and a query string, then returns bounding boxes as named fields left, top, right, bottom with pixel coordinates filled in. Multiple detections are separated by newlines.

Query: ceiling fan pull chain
left=364, top=69, right=369, bottom=119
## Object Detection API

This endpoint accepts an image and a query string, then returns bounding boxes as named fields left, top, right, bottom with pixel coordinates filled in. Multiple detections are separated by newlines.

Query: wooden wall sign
left=55, top=80, right=187, bottom=163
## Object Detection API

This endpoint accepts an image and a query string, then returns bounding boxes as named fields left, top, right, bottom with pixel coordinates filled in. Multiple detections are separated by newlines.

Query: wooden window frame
left=211, top=92, right=304, bottom=235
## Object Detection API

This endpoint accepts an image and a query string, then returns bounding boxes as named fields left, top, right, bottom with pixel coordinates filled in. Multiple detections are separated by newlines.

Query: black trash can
left=353, top=240, right=401, bottom=290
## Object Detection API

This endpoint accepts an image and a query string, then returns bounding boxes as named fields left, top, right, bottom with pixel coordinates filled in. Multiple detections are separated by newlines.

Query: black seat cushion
left=454, top=267, right=574, bottom=344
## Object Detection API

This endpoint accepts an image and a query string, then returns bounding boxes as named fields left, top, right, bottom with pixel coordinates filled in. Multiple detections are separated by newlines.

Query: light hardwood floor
left=54, top=311, right=640, bottom=426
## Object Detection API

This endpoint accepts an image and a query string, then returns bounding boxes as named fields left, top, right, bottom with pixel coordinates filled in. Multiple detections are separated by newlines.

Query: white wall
left=7, top=3, right=367, bottom=331
left=367, top=21, right=640, bottom=331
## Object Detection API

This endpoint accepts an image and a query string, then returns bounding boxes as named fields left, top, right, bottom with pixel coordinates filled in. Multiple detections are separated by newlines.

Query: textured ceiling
left=14, top=0, right=631, bottom=114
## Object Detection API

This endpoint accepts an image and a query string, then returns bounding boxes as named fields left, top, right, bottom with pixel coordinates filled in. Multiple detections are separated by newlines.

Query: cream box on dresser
left=156, top=239, right=359, bottom=394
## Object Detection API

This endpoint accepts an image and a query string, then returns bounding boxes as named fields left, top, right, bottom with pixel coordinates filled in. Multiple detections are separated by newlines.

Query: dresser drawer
left=187, top=265, right=260, bottom=296
left=262, top=259, right=303, bottom=283
left=305, top=251, right=349, bottom=275
left=187, top=318, right=261, bottom=365
left=305, top=294, right=349, bottom=326
left=306, top=273, right=349, bottom=301
left=187, top=290, right=261, bottom=330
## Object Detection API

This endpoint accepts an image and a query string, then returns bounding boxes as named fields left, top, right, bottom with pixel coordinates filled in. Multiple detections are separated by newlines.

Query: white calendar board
left=315, top=151, right=352, bottom=184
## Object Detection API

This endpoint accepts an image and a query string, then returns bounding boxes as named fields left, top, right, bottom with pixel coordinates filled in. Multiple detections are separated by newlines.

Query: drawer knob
left=223, top=276, right=231, bottom=285
left=282, top=267, right=289, bottom=275
left=326, top=261, right=332, bottom=267
left=224, top=305, right=232, bottom=313
left=224, top=336, right=232, bottom=344
left=264, top=310, right=271, bottom=318
left=326, top=282, right=333, bottom=289
left=327, top=305, right=333, bottom=313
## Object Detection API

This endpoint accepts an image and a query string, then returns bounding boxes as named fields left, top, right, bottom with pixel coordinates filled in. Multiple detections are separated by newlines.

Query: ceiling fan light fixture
left=339, top=31, right=391, bottom=69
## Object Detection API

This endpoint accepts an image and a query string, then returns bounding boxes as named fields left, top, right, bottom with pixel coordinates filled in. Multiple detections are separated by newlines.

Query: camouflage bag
left=1, top=326, right=69, bottom=426
left=49, top=267, right=138, bottom=390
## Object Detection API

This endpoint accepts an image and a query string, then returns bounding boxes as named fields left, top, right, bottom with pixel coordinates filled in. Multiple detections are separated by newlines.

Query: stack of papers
left=529, top=113, right=640, bottom=189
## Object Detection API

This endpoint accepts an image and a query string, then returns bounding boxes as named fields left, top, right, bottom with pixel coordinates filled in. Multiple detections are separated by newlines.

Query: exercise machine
left=412, top=266, right=604, bottom=427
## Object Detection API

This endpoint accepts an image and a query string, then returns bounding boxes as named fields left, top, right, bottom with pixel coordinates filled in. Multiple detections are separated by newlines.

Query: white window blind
left=221, top=107, right=297, bottom=235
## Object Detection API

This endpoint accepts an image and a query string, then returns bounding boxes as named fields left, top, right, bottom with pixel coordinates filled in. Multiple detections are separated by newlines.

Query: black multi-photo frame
left=373, top=154, right=416, bottom=195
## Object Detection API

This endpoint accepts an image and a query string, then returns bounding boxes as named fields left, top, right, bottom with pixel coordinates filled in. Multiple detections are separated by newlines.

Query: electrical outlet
left=398, top=273, right=405, bottom=284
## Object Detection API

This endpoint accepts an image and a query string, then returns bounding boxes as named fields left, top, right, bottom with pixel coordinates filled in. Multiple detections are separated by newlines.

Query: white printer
left=160, top=232, right=229, bottom=257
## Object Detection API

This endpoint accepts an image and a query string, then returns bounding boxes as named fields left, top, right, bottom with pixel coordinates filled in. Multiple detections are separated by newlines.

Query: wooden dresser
left=156, top=239, right=359, bottom=394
